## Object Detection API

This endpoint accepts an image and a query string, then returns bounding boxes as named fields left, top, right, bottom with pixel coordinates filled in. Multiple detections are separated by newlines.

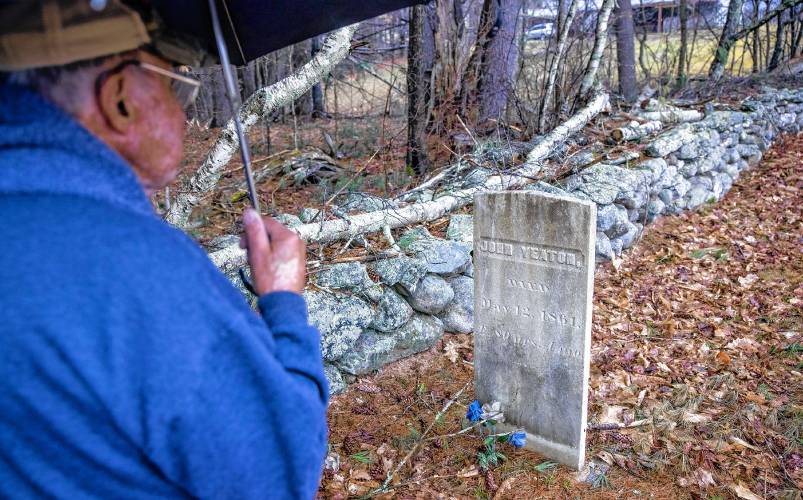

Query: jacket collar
left=0, top=83, right=155, bottom=217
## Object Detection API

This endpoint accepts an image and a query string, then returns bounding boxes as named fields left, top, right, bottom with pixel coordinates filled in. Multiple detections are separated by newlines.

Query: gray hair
left=2, top=54, right=118, bottom=115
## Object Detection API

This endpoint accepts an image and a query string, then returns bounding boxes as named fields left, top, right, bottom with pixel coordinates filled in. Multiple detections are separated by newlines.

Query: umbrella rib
left=220, top=0, right=247, bottom=64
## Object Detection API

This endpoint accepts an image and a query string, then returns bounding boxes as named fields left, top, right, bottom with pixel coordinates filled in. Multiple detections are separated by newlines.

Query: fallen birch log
left=165, top=25, right=357, bottom=227
left=610, top=120, right=663, bottom=143
left=638, top=98, right=703, bottom=123
left=638, top=109, right=703, bottom=123
left=209, top=93, right=609, bottom=271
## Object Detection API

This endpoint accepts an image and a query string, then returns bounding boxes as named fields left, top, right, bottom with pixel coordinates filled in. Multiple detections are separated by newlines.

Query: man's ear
left=97, top=71, right=136, bottom=133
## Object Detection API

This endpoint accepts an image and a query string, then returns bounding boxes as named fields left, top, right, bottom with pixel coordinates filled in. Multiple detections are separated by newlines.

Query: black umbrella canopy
left=151, top=0, right=429, bottom=66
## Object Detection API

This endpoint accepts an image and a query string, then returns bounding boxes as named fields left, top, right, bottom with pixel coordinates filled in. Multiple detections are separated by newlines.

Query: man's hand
left=241, top=208, right=306, bottom=295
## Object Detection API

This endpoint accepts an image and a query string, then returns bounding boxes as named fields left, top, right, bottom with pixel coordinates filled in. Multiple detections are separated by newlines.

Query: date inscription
left=480, top=297, right=580, bottom=329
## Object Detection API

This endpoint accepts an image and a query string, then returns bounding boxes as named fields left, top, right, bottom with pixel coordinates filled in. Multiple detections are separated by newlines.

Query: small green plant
left=534, top=461, right=558, bottom=473
left=783, top=342, right=802, bottom=356
left=471, top=486, right=490, bottom=500
left=392, top=426, right=420, bottom=450
left=690, top=247, right=729, bottom=261
left=757, top=383, right=775, bottom=401
left=477, top=435, right=508, bottom=470
left=655, top=251, right=675, bottom=264
left=349, top=451, right=373, bottom=464
left=591, top=472, right=611, bottom=489
left=465, top=401, right=526, bottom=471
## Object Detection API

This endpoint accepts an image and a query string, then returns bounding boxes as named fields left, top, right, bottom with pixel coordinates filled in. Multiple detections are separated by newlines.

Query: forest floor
left=316, top=133, right=803, bottom=499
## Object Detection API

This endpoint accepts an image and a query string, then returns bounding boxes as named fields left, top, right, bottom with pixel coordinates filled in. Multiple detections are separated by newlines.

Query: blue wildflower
left=507, top=431, right=526, bottom=448
left=466, top=400, right=483, bottom=422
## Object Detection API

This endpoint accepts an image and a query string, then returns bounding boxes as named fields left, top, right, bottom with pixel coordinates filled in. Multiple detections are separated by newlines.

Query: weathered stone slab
left=473, top=191, right=595, bottom=470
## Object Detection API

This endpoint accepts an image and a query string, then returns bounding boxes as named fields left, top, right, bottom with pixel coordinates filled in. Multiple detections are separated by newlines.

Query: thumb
left=243, top=208, right=271, bottom=272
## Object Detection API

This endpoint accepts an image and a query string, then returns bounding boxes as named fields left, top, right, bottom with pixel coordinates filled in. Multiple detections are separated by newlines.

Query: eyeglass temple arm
left=139, top=62, right=201, bottom=87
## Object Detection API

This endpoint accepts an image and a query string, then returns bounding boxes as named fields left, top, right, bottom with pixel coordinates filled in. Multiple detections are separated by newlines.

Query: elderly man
left=0, top=2, right=327, bottom=498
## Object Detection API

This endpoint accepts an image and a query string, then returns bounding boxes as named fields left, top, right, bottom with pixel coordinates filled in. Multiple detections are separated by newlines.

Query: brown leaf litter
left=320, top=134, right=803, bottom=499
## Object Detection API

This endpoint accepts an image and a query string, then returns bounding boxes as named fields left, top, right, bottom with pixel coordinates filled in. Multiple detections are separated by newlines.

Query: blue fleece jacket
left=0, top=84, right=328, bottom=499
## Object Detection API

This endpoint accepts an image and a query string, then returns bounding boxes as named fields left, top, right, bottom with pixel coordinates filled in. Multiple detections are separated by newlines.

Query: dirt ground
left=317, top=134, right=803, bottom=499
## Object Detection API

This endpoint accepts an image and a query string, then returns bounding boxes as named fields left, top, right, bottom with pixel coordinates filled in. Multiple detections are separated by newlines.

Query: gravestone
left=473, top=191, right=595, bottom=470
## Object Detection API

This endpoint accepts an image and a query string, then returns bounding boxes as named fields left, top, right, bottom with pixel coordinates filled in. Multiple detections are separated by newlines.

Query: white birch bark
left=208, top=92, right=609, bottom=271
left=577, top=0, right=616, bottom=101
left=166, top=26, right=357, bottom=227
left=611, top=120, right=663, bottom=142
left=539, top=0, right=579, bottom=131
left=638, top=109, right=703, bottom=123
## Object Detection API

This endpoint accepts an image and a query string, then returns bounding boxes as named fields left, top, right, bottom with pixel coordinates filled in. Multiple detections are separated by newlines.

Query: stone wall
left=295, top=87, right=803, bottom=394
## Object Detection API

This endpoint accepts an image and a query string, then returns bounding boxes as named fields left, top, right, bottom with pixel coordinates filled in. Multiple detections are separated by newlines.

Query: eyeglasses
left=94, top=60, right=201, bottom=110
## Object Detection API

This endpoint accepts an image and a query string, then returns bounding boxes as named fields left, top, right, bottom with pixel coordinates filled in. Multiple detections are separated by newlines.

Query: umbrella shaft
left=207, top=0, right=260, bottom=214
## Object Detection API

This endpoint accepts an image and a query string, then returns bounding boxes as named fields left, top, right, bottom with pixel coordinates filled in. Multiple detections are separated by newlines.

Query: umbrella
left=152, top=0, right=430, bottom=66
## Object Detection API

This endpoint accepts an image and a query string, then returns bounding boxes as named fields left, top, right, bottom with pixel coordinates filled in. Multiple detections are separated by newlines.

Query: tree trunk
left=428, top=0, right=477, bottom=137
left=540, top=0, right=578, bottom=130
left=577, top=0, right=616, bottom=104
left=240, top=62, right=257, bottom=101
left=211, top=66, right=233, bottom=127
left=615, top=0, right=638, bottom=102
left=461, top=0, right=524, bottom=124
left=310, top=36, right=326, bottom=118
left=676, top=0, right=689, bottom=89
left=407, top=3, right=437, bottom=175
left=709, top=0, right=745, bottom=80
left=768, top=9, right=787, bottom=71
left=291, top=41, right=314, bottom=117
left=793, top=5, right=803, bottom=57
left=751, top=0, right=760, bottom=72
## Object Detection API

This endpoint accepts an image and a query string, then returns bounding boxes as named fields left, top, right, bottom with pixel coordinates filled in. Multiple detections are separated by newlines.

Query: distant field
left=519, top=27, right=755, bottom=87
left=638, top=30, right=755, bottom=77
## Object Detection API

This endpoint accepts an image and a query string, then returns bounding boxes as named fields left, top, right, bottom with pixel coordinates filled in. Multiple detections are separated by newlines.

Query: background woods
left=182, top=0, right=803, bottom=181
left=166, top=0, right=803, bottom=254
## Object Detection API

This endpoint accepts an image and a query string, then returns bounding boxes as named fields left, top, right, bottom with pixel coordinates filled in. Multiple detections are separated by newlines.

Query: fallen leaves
left=715, top=350, right=732, bottom=367
left=319, top=133, right=803, bottom=498
left=443, top=341, right=460, bottom=364
left=728, top=481, right=763, bottom=500
left=590, top=135, right=802, bottom=497
left=678, top=468, right=716, bottom=489
left=737, top=273, right=760, bottom=288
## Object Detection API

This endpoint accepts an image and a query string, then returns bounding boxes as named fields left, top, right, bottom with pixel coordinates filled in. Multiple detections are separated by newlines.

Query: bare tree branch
left=208, top=92, right=609, bottom=273
left=165, top=25, right=358, bottom=227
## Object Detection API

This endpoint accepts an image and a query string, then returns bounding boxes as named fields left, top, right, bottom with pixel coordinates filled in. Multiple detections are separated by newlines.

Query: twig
left=423, top=419, right=508, bottom=443
left=587, top=419, right=650, bottom=431
left=369, top=380, right=472, bottom=497
left=306, top=250, right=402, bottom=267
left=395, top=161, right=464, bottom=202
left=383, top=225, right=401, bottom=252
left=455, top=114, right=479, bottom=147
